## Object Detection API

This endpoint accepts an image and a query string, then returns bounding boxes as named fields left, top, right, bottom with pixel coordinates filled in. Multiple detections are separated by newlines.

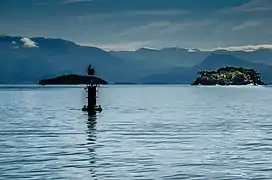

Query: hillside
left=1, top=35, right=272, bottom=84
left=111, top=47, right=209, bottom=68
left=0, top=36, right=133, bottom=83
left=140, top=54, right=272, bottom=84
left=111, top=47, right=272, bottom=67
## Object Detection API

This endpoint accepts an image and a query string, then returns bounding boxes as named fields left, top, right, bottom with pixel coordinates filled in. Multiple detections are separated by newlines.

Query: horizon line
left=2, top=34, right=272, bottom=52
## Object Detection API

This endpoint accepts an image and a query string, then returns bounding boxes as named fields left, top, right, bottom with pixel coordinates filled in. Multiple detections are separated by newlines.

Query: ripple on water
left=1, top=85, right=272, bottom=179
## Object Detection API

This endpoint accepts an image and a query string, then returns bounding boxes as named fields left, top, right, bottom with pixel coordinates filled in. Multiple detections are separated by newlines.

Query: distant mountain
left=195, top=53, right=254, bottom=70
left=110, top=47, right=210, bottom=68
left=111, top=47, right=272, bottom=68
left=1, top=35, right=272, bottom=84
left=213, top=49, right=272, bottom=65
left=140, top=54, right=272, bottom=84
left=0, top=36, right=133, bottom=83
left=196, top=54, right=272, bottom=84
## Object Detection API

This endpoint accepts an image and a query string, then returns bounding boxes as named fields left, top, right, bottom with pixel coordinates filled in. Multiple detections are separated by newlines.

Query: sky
left=1, top=0, right=272, bottom=51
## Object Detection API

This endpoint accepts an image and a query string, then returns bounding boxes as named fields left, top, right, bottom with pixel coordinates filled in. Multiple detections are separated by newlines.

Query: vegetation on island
left=192, top=67, right=265, bottom=85
left=39, top=74, right=107, bottom=85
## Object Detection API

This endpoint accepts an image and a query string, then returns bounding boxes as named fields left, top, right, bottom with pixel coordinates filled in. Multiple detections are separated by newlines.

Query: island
left=39, top=74, right=108, bottom=85
left=192, top=67, right=265, bottom=86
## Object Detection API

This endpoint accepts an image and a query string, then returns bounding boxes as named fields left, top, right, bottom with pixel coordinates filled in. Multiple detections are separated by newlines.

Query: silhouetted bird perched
left=88, top=65, right=95, bottom=75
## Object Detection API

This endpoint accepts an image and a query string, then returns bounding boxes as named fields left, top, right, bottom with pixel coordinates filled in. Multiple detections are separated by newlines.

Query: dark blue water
left=1, top=85, right=272, bottom=180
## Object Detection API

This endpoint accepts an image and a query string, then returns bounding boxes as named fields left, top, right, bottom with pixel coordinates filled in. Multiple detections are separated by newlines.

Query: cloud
left=130, top=10, right=190, bottom=16
left=111, top=19, right=215, bottom=44
left=82, top=41, right=152, bottom=51
left=221, top=0, right=272, bottom=13
left=115, top=21, right=172, bottom=37
left=204, top=44, right=272, bottom=52
left=81, top=42, right=272, bottom=52
left=20, top=37, right=38, bottom=48
left=232, top=21, right=262, bottom=30
left=187, top=48, right=199, bottom=52
left=1, top=0, right=271, bottom=50
left=60, top=0, right=94, bottom=4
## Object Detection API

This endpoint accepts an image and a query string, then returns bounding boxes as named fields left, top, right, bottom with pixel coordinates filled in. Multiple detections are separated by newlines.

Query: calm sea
left=1, top=85, right=272, bottom=180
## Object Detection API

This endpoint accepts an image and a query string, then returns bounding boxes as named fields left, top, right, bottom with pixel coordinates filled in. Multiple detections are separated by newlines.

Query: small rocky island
left=192, top=67, right=265, bottom=86
left=39, top=74, right=107, bottom=85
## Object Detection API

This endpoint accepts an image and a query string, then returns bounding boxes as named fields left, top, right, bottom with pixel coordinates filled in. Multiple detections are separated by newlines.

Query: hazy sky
left=1, top=0, right=272, bottom=50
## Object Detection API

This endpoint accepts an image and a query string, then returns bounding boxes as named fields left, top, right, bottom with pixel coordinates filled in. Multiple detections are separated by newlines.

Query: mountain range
left=1, top=35, right=272, bottom=84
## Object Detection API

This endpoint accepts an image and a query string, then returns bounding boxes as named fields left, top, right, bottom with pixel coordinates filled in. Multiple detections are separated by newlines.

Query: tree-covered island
left=192, top=67, right=266, bottom=86
left=39, top=74, right=107, bottom=85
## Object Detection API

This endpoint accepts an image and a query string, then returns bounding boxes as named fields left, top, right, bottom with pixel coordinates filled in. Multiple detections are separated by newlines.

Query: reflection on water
left=86, top=113, right=97, bottom=179
left=1, top=86, right=272, bottom=179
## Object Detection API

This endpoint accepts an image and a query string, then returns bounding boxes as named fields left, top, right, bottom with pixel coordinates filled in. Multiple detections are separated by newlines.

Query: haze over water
left=1, top=85, right=272, bottom=179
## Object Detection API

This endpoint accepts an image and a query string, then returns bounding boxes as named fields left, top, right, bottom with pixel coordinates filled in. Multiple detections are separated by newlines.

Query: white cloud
left=60, top=0, right=94, bottom=4
left=130, top=10, right=190, bottom=16
left=113, top=19, right=214, bottom=41
left=187, top=48, right=199, bottom=53
left=81, top=42, right=272, bottom=52
left=115, top=22, right=172, bottom=37
left=232, top=21, right=262, bottom=31
left=82, top=41, right=151, bottom=51
left=221, top=0, right=272, bottom=13
left=203, top=44, right=272, bottom=52
left=20, top=37, right=38, bottom=48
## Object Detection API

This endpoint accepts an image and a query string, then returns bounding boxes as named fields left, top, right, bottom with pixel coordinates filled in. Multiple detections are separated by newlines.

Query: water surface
left=1, top=85, right=272, bottom=179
